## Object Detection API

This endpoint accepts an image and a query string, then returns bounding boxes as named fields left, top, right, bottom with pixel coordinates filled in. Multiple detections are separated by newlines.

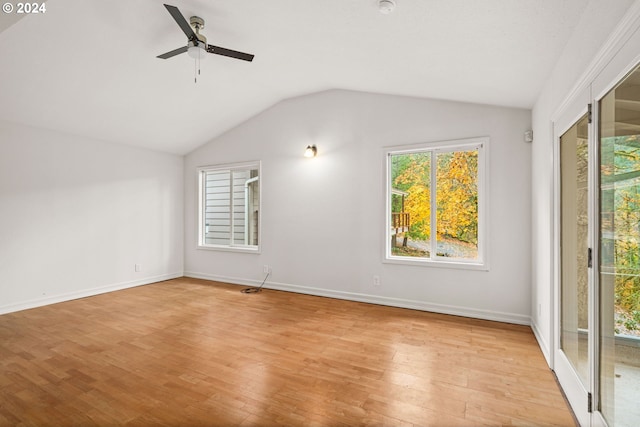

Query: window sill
left=384, top=255, right=488, bottom=271
left=197, top=245, right=261, bottom=254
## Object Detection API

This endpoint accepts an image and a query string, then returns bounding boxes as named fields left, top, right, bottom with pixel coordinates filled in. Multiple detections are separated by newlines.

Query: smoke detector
left=378, top=0, right=396, bottom=14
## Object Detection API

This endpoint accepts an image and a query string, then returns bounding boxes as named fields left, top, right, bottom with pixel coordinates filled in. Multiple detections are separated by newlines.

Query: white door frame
left=552, top=99, right=592, bottom=427
left=551, top=18, right=640, bottom=424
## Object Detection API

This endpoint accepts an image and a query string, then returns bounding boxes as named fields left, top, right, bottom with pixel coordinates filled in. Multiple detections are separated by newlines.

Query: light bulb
left=304, top=145, right=317, bottom=158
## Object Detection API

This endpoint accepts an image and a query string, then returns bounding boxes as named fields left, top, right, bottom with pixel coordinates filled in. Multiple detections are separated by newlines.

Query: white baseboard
left=0, top=272, right=183, bottom=315
left=531, top=320, right=552, bottom=367
left=185, top=271, right=531, bottom=326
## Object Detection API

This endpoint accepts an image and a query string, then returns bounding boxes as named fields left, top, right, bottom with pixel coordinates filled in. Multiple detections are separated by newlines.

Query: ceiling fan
left=157, top=4, right=254, bottom=63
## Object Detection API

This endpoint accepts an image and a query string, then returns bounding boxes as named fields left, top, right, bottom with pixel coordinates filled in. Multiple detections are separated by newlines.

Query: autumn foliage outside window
left=386, top=138, right=487, bottom=268
left=600, top=135, right=640, bottom=336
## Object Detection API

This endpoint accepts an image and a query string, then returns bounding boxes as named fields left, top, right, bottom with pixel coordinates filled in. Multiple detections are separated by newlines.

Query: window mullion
left=200, top=171, right=206, bottom=246
left=430, top=150, right=437, bottom=260
left=229, top=170, right=234, bottom=246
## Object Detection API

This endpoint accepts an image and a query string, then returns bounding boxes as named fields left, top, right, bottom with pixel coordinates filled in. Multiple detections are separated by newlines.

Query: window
left=385, top=137, right=487, bottom=269
left=198, top=161, right=261, bottom=252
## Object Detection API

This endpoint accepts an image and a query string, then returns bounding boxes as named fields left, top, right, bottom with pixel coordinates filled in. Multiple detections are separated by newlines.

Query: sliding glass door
left=556, top=110, right=592, bottom=427
left=598, top=64, right=640, bottom=427
left=556, top=63, right=640, bottom=427
left=561, top=113, right=591, bottom=386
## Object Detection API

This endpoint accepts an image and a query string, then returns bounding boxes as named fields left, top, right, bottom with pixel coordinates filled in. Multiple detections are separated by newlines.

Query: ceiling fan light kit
left=187, top=41, right=205, bottom=59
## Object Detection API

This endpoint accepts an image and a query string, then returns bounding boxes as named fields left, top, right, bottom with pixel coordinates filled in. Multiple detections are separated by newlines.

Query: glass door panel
left=598, top=64, right=640, bottom=427
left=560, top=113, right=591, bottom=388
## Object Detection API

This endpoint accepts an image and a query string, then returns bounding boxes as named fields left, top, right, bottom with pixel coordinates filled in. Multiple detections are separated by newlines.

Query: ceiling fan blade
left=206, top=45, right=254, bottom=62
left=164, top=4, right=196, bottom=41
left=157, top=46, right=188, bottom=59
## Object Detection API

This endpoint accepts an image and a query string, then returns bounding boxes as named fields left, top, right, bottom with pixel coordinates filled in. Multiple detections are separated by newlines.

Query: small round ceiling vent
left=378, top=0, right=396, bottom=14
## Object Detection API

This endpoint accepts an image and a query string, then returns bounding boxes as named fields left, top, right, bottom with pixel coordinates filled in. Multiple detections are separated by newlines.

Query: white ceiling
left=0, top=0, right=590, bottom=155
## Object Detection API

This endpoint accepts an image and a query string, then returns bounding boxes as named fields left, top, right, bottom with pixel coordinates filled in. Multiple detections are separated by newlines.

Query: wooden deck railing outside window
left=391, top=212, right=410, bottom=235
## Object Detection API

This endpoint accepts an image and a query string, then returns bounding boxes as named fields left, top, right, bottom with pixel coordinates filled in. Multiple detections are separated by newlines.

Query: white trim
left=385, top=137, right=486, bottom=155
left=196, top=160, right=262, bottom=172
left=197, top=245, right=260, bottom=254
left=554, top=107, right=590, bottom=145
left=592, top=410, right=609, bottom=427
left=588, top=90, right=601, bottom=425
left=184, top=271, right=530, bottom=325
left=531, top=320, right=552, bottom=367
left=0, top=272, right=183, bottom=315
left=593, top=54, right=640, bottom=102
left=553, top=104, right=592, bottom=426
left=383, top=256, right=488, bottom=271
left=554, top=350, right=590, bottom=427
left=551, top=0, right=640, bottom=122
left=547, top=112, right=557, bottom=371
left=244, top=176, right=259, bottom=246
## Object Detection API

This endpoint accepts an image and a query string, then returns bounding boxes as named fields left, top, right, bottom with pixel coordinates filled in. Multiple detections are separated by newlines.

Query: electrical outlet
left=263, top=265, right=269, bottom=274
left=135, top=264, right=141, bottom=272
left=373, top=275, right=380, bottom=286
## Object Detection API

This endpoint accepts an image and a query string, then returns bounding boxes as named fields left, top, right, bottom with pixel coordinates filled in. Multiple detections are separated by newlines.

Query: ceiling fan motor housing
left=189, top=16, right=207, bottom=44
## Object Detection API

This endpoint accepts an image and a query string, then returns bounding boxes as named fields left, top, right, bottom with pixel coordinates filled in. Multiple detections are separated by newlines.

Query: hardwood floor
left=0, top=277, right=575, bottom=426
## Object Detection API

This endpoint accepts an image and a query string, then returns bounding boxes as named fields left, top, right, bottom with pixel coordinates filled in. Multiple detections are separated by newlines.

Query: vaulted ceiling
left=0, top=0, right=591, bottom=154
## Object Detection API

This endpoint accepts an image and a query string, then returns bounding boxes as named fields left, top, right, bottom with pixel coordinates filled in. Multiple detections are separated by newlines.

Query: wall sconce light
left=304, top=145, right=317, bottom=158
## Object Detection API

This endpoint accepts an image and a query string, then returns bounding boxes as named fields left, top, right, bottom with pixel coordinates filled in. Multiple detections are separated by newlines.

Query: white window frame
left=384, top=137, right=489, bottom=270
left=197, top=161, right=261, bottom=253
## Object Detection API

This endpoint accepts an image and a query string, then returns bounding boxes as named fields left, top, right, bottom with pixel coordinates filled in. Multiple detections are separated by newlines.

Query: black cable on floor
left=241, top=272, right=269, bottom=293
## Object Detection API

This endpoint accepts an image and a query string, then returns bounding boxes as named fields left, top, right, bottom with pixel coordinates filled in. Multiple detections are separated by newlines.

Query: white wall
left=0, top=121, right=184, bottom=313
left=185, top=90, right=532, bottom=324
left=531, top=0, right=637, bottom=363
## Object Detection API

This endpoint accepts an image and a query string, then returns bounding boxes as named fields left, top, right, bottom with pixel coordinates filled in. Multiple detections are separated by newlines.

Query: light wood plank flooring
left=0, top=277, right=575, bottom=426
